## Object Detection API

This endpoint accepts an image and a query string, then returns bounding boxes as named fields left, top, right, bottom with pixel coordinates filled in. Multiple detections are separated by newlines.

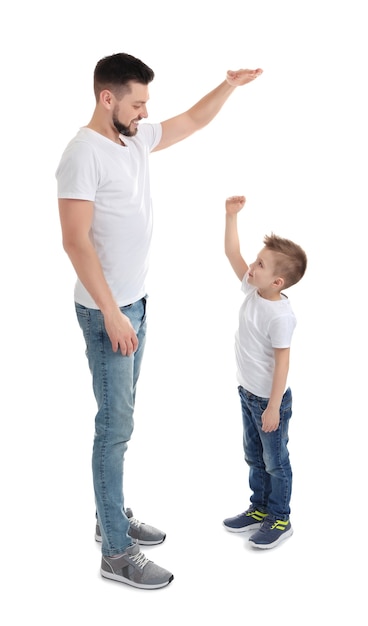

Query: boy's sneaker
left=101, top=543, right=174, bottom=589
left=95, top=508, right=166, bottom=546
left=223, top=506, right=268, bottom=532
left=248, top=516, right=293, bottom=549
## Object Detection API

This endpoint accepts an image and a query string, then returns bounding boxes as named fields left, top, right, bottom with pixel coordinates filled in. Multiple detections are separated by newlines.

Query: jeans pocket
left=257, top=396, right=269, bottom=414
left=281, top=388, right=292, bottom=416
left=75, top=304, right=91, bottom=348
left=280, top=390, right=292, bottom=438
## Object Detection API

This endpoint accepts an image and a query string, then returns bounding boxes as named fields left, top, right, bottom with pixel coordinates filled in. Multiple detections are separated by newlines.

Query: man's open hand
left=226, top=68, right=263, bottom=87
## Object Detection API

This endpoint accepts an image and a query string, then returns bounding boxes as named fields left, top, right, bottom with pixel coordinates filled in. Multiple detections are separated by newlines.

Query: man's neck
left=86, top=113, right=125, bottom=145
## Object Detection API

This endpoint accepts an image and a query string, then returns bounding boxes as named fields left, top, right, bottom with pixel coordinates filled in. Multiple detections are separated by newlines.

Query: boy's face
left=247, top=247, right=280, bottom=293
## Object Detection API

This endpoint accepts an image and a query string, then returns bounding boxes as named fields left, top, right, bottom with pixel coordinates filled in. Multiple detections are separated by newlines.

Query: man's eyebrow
left=132, top=96, right=150, bottom=104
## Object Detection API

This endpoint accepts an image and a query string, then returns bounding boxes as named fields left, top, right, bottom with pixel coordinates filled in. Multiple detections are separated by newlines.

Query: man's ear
left=99, top=89, right=113, bottom=109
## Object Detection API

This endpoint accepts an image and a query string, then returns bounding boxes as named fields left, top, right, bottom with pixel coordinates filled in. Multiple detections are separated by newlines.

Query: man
left=56, top=52, right=262, bottom=590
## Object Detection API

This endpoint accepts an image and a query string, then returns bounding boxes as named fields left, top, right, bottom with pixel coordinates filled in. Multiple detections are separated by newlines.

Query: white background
left=1, top=0, right=367, bottom=622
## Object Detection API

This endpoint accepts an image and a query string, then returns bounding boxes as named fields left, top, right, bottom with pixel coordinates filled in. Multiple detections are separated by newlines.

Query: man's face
left=112, top=81, right=149, bottom=136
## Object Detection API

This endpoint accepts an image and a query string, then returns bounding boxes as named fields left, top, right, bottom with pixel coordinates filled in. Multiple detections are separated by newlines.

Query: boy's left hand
left=261, top=407, right=280, bottom=433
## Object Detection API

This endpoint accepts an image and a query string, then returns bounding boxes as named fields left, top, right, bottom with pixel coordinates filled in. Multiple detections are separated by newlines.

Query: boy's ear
left=273, top=277, right=284, bottom=289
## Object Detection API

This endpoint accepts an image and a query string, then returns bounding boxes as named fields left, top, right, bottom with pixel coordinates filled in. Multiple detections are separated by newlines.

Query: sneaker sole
left=131, top=537, right=166, bottom=546
left=223, top=522, right=262, bottom=533
left=101, top=569, right=174, bottom=589
left=249, top=527, right=293, bottom=549
left=95, top=534, right=166, bottom=546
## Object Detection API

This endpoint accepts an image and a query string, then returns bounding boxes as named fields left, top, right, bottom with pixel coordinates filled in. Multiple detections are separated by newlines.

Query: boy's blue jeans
left=76, top=297, right=147, bottom=557
left=238, top=385, right=293, bottom=521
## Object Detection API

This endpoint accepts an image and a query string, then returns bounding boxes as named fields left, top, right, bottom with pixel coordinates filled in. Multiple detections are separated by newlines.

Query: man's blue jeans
left=238, top=385, right=293, bottom=520
left=76, top=297, right=147, bottom=556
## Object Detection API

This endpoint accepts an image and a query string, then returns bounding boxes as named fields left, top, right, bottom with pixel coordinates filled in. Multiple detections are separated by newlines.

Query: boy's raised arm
left=225, top=195, right=248, bottom=281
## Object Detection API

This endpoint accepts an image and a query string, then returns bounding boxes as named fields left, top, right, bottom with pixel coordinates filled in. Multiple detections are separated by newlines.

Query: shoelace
left=129, top=550, right=149, bottom=569
left=260, top=517, right=277, bottom=531
left=129, top=516, right=142, bottom=529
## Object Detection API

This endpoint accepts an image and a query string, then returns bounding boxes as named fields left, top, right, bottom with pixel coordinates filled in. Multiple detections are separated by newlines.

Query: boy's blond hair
left=264, top=233, right=307, bottom=289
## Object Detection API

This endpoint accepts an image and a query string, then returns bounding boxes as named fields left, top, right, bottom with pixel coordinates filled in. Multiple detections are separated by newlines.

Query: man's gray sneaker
left=101, top=543, right=174, bottom=589
left=95, top=508, right=166, bottom=546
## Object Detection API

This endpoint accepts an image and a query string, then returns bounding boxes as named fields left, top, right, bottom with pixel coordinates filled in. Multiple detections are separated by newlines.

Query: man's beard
left=113, top=116, right=138, bottom=137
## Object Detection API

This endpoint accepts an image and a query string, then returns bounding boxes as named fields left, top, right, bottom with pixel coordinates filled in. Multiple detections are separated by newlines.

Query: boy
left=222, top=195, right=307, bottom=549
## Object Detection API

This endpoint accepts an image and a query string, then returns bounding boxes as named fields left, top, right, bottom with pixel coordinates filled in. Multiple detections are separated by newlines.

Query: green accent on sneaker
left=223, top=506, right=268, bottom=533
left=247, top=510, right=268, bottom=522
left=270, top=519, right=289, bottom=531
left=249, top=516, right=293, bottom=549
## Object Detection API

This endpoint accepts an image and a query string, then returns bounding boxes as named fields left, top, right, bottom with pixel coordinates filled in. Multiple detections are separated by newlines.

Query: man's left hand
left=226, top=68, right=263, bottom=86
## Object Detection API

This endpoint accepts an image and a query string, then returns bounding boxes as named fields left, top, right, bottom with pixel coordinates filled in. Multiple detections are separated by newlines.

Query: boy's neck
left=257, top=288, right=282, bottom=301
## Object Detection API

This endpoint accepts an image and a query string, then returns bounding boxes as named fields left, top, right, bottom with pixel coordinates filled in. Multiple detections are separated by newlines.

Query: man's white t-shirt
left=56, top=124, right=162, bottom=308
left=235, top=273, right=297, bottom=398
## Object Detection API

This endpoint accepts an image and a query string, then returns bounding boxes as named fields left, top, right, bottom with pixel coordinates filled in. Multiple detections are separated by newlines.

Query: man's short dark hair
left=93, top=52, right=155, bottom=100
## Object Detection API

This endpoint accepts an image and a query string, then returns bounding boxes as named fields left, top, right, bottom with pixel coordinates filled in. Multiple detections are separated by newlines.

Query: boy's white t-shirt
left=56, top=124, right=162, bottom=308
left=235, top=273, right=297, bottom=398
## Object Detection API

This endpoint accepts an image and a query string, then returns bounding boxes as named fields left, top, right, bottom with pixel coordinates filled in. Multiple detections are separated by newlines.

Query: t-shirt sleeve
left=269, top=313, right=296, bottom=348
left=138, top=122, right=162, bottom=152
left=56, top=140, right=100, bottom=201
